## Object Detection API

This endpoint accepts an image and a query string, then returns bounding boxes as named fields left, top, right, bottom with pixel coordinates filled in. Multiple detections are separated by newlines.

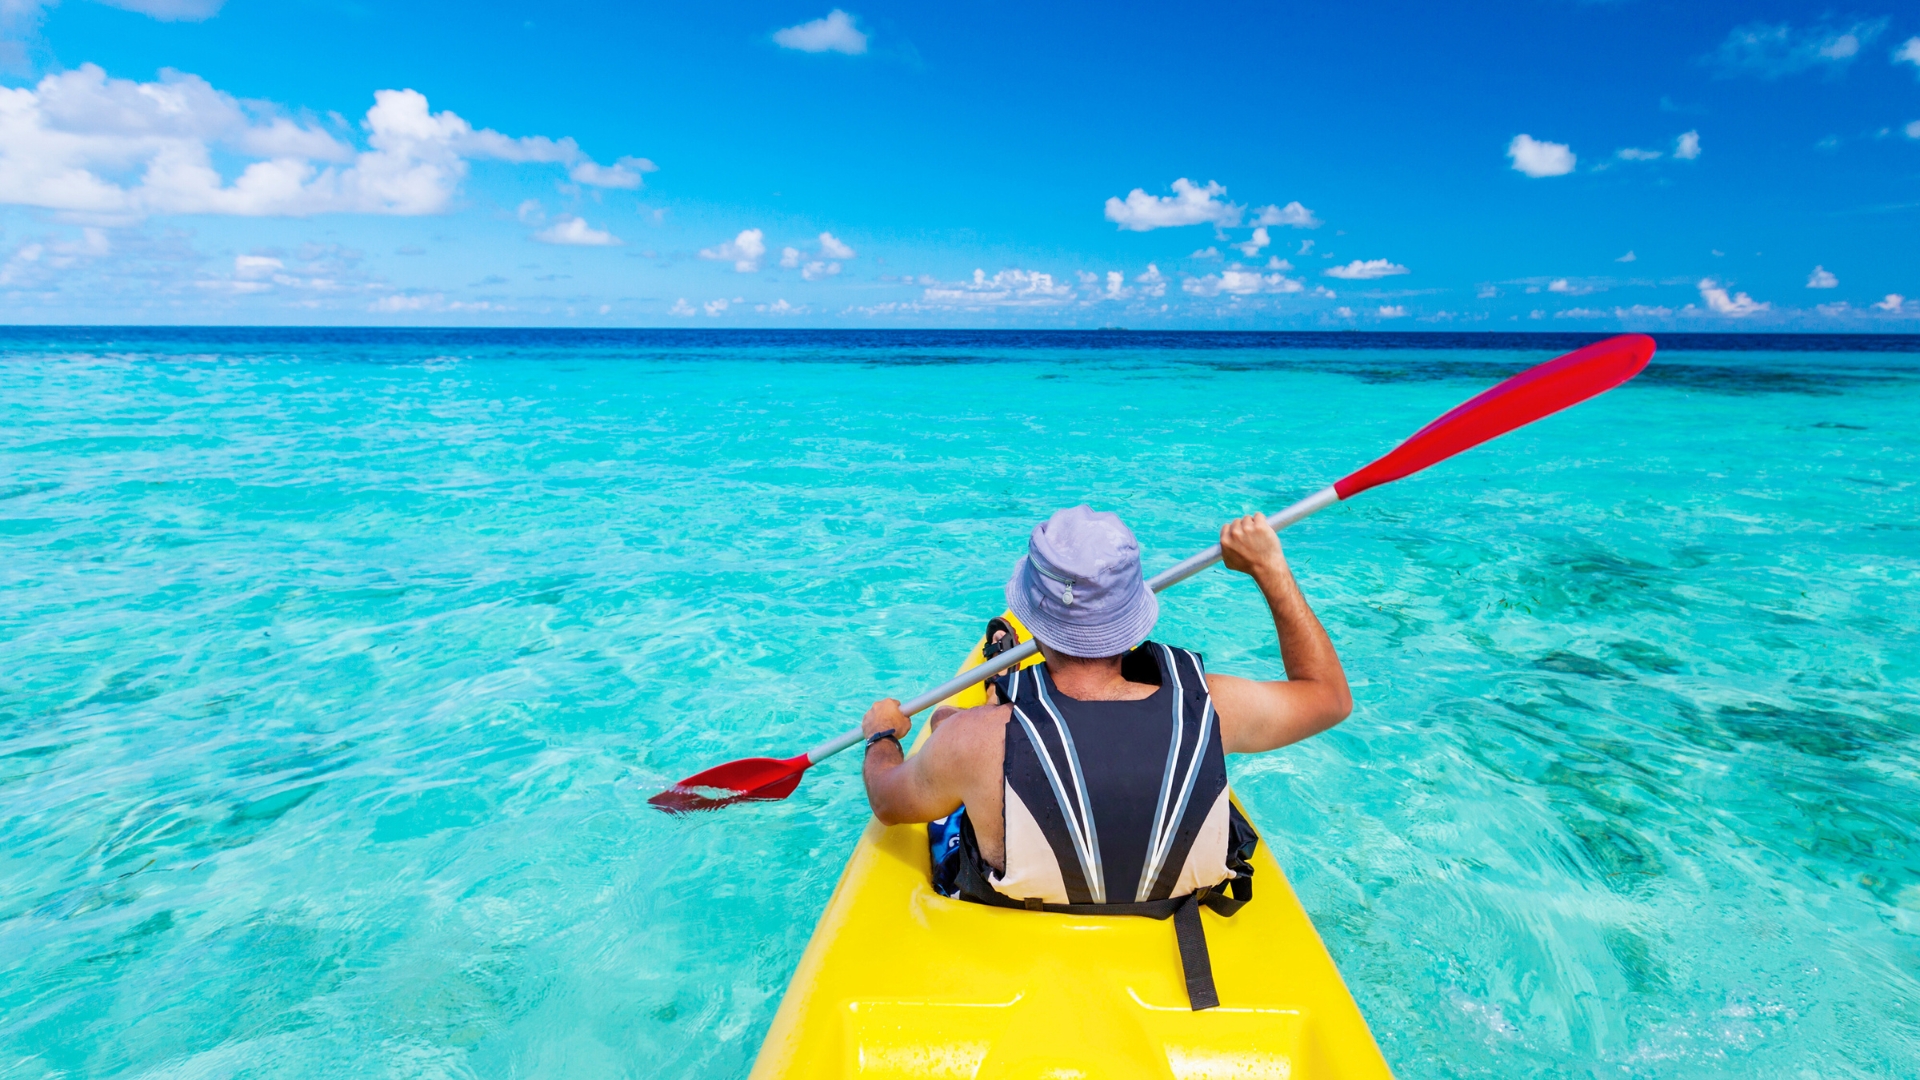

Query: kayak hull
left=750, top=614, right=1393, bottom=1079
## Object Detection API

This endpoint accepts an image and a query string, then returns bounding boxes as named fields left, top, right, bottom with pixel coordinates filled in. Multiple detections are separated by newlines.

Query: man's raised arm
left=1206, top=513, right=1353, bottom=754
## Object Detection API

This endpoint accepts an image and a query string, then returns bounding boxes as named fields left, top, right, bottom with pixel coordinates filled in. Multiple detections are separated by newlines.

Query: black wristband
left=865, top=730, right=902, bottom=753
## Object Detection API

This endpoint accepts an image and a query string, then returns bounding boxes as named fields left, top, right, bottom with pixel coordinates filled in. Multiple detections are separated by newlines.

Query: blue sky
left=1, top=1, right=1916, bottom=328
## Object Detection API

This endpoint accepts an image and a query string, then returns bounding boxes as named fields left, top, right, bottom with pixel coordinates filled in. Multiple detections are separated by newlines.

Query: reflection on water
left=1, top=332, right=1915, bottom=1078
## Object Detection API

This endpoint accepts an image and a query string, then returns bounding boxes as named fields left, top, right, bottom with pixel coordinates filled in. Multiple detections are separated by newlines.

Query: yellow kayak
left=750, top=613, right=1394, bottom=1079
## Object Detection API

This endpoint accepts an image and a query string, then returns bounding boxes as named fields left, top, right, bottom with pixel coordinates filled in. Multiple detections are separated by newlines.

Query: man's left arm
left=860, top=698, right=971, bottom=825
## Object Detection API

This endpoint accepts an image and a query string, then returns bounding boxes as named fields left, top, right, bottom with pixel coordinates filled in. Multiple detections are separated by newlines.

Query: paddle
left=649, top=333, right=1655, bottom=813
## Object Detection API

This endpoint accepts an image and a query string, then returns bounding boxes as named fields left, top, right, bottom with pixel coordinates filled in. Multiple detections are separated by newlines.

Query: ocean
left=2, top=328, right=1916, bottom=1078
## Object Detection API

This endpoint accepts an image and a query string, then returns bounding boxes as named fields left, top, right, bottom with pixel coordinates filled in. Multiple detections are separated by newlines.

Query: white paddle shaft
left=803, top=485, right=1340, bottom=764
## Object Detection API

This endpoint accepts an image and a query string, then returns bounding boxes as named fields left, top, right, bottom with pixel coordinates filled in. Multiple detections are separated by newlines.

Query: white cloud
left=1547, top=278, right=1598, bottom=295
left=779, top=246, right=802, bottom=269
left=1907, top=120, right=1920, bottom=140
left=568, top=156, right=657, bottom=189
left=669, top=298, right=696, bottom=316
left=1508, top=134, right=1576, bottom=177
left=1553, top=308, right=1610, bottom=319
left=234, top=253, right=282, bottom=278
left=516, top=199, right=544, bottom=224
left=1334, top=306, right=1354, bottom=318
left=0, top=65, right=650, bottom=219
left=1189, top=246, right=1220, bottom=259
left=534, top=216, right=619, bottom=246
left=1100, top=270, right=1130, bottom=301
left=756, top=298, right=808, bottom=315
left=1265, top=256, right=1291, bottom=270
left=1235, top=227, right=1270, bottom=258
left=1616, top=251, right=1637, bottom=263
left=1807, top=265, right=1838, bottom=288
left=922, top=268, right=1074, bottom=307
left=370, top=292, right=440, bottom=312
left=1615, top=305, right=1675, bottom=317
left=704, top=298, right=731, bottom=316
left=1712, top=20, right=1886, bottom=78
left=1674, top=130, right=1702, bottom=160
left=1325, top=258, right=1409, bottom=280
left=1617, top=148, right=1662, bottom=161
left=773, top=10, right=868, bottom=54
left=1134, top=263, right=1167, bottom=297
left=1104, top=178, right=1241, bottom=231
left=1816, top=301, right=1851, bottom=317
left=801, top=260, right=840, bottom=280
left=1476, top=284, right=1499, bottom=298
left=1698, top=277, right=1769, bottom=316
left=1875, top=293, right=1906, bottom=312
left=700, top=228, right=766, bottom=272
left=1898, top=37, right=1920, bottom=73
left=1182, top=268, right=1304, bottom=297
left=1252, top=201, right=1321, bottom=228
left=817, top=231, right=855, bottom=259
left=1376, top=305, right=1407, bottom=318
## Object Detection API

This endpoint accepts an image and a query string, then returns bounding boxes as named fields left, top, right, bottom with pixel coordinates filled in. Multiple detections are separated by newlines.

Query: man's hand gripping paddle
left=648, top=333, right=1656, bottom=813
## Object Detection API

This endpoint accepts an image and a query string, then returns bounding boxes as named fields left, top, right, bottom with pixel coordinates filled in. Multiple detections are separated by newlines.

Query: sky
left=0, top=0, right=1916, bottom=329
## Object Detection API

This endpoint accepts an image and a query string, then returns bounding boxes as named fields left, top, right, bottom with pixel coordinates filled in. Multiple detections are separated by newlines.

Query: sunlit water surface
left=2, top=330, right=1917, bottom=1078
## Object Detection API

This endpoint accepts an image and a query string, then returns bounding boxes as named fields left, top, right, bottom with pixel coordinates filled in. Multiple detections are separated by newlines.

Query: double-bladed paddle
left=649, top=333, right=1655, bottom=813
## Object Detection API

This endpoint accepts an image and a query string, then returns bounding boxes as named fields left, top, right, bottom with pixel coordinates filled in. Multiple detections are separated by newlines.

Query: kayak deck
left=750, top=616, right=1393, bottom=1079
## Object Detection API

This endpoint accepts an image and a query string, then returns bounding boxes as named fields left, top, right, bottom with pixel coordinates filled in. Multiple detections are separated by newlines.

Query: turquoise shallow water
left=2, top=330, right=1917, bottom=1078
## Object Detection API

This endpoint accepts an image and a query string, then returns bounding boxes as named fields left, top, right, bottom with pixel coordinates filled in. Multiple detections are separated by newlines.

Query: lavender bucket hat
left=1005, top=505, right=1158, bottom=658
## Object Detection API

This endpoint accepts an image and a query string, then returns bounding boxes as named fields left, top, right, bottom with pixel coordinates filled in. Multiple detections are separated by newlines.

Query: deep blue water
left=2, top=330, right=1916, bottom=1078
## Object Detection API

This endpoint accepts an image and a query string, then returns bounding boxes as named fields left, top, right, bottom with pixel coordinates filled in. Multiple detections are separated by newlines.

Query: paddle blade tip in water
left=648, top=754, right=810, bottom=813
left=1333, top=333, right=1654, bottom=500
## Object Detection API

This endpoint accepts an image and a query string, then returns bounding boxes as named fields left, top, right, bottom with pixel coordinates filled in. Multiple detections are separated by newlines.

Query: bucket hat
left=1004, top=505, right=1158, bottom=658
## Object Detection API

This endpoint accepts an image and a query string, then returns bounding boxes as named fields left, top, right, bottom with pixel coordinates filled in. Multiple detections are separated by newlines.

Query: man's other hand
left=1220, top=513, right=1288, bottom=578
left=862, top=698, right=911, bottom=743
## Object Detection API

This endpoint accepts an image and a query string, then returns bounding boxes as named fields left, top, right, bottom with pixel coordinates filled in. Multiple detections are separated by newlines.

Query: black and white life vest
left=932, top=641, right=1258, bottom=1010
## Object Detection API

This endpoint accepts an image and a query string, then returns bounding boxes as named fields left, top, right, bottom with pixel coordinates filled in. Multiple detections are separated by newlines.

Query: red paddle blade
left=648, top=754, right=811, bottom=813
left=1334, top=334, right=1654, bottom=500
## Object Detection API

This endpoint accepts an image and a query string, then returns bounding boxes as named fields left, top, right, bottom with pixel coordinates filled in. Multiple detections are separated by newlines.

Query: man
left=859, top=504, right=1350, bottom=910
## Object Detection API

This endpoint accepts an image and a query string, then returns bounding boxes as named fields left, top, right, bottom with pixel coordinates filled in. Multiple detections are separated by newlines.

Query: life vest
left=930, top=641, right=1258, bottom=1010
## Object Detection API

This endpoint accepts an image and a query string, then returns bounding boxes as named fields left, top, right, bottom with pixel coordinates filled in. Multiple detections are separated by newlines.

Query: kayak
left=749, top=612, right=1394, bottom=1079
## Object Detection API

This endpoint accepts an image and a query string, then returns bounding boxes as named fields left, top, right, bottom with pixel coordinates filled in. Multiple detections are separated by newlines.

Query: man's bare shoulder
left=923, top=703, right=1011, bottom=765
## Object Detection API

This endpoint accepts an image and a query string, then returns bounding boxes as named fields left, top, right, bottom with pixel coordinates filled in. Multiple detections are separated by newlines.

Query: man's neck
left=1038, top=647, right=1153, bottom=702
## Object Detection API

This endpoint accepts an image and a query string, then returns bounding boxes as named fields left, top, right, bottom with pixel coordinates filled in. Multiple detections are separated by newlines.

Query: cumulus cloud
left=669, top=298, right=696, bottom=316
left=1674, top=130, right=1701, bottom=159
left=1617, top=147, right=1662, bottom=161
left=757, top=298, right=807, bottom=315
left=0, top=65, right=650, bottom=219
left=1807, top=265, right=1838, bottom=288
left=1698, top=277, right=1769, bottom=316
left=1899, top=37, right=1920, bottom=73
left=779, top=246, right=802, bottom=269
left=1617, top=251, right=1637, bottom=262
left=1376, top=305, right=1408, bottom=318
left=773, top=10, right=867, bottom=54
left=1711, top=20, right=1887, bottom=78
left=817, top=231, right=855, bottom=259
left=1253, top=201, right=1320, bottom=228
left=801, top=260, right=839, bottom=280
left=700, top=228, right=766, bottom=272
left=1325, top=258, right=1409, bottom=280
left=1235, top=227, right=1270, bottom=258
left=1875, top=294, right=1906, bottom=312
left=922, top=268, right=1074, bottom=307
left=1134, top=263, right=1167, bottom=297
left=704, top=298, right=732, bottom=316
left=567, top=156, right=657, bottom=189
left=1104, top=178, right=1240, bottom=231
left=1182, top=268, right=1304, bottom=297
left=1547, top=278, right=1598, bottom=295
left=1508, top=134, right=1576, bottom=177
left=534, top=216, right=619, bottom=246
